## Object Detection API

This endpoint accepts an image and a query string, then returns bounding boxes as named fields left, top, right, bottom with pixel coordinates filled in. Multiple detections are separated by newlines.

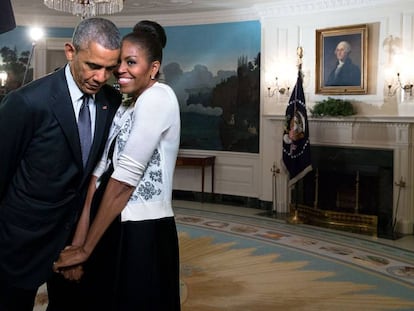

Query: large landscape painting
left=163, top=21, right=261, bottom=153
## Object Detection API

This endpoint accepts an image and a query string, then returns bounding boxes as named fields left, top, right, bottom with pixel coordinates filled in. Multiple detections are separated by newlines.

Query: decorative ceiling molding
left=14, top=7, right=260, bottom=28
left=11, top=0, right=406, bottom=27
left=255, top=0, right=401, bottom=18
left=111, top=8, right=258, bottom=27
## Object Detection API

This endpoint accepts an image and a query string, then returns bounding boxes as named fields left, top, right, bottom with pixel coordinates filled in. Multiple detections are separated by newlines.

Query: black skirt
left=115, top=217, right=181, bottom=310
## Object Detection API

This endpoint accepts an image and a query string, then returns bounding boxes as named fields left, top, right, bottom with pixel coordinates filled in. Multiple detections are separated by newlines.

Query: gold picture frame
left=316, top=24, right=368, bottom=95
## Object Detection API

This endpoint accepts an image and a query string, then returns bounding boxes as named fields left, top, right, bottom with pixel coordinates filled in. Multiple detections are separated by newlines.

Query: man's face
left=65, top=41, right=120, bottom=95
left=335, top=43, right=348, bottom=61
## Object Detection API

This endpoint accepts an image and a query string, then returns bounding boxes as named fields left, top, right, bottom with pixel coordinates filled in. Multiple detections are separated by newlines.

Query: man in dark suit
left=0, top=17, right=122, bottom=311
left=325, top=40, right=361, bottom=86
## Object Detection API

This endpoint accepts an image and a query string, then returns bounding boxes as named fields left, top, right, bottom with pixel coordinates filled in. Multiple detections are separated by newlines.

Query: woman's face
left=115, top=39, right=159, bottom=97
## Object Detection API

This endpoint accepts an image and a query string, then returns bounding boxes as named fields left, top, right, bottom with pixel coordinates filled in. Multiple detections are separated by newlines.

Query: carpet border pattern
left=174, top=206, right=414, bottom=287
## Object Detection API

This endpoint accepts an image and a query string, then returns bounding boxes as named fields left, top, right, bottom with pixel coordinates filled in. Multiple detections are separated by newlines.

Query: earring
left=150, top=76, right=155, bottom=80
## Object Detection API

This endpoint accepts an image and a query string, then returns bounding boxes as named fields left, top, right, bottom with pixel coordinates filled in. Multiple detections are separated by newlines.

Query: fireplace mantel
left=263, top=115, right=414, bottom=234
left=265, top=114, right=414, bottom=124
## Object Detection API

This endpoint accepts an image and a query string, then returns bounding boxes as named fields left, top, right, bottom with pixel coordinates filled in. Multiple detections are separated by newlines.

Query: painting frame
left=315, top=24, right=368, bottom=95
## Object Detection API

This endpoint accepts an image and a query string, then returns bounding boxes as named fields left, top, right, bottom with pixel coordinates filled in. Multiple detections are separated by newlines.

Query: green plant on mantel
left=310, top=97, right=355, bottom=117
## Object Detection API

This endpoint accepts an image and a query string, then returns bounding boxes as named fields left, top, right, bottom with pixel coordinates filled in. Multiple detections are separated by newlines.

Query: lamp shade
left=0, top=0, right=16, bottom=34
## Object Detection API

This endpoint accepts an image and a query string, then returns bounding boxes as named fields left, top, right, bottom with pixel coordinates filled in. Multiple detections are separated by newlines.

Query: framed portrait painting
left=315, top=24, right=368, bottom=95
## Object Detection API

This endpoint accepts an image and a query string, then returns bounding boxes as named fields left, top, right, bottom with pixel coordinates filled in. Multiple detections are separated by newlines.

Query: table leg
left=211, top=163, right=215, bottom=193
left=201, top=165, right=205, bottom=202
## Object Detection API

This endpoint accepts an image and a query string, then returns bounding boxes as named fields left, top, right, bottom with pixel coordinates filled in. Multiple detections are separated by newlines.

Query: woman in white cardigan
left=53, top=21, right=181, bottom=311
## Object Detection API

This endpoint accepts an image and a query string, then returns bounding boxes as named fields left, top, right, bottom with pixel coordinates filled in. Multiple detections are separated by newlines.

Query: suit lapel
left=49, top=71, right=83, bottom=169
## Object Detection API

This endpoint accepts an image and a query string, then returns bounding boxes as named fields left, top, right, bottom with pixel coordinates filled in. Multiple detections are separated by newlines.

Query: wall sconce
left=267, top=77, right=290, bottom=97
left=0, top=71, right=8, bottom=87
left=388, top=72, right=413, bottom=98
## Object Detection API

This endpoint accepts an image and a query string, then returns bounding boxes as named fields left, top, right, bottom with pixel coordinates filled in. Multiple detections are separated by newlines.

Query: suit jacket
left=0, top=66, right=121, bottom=289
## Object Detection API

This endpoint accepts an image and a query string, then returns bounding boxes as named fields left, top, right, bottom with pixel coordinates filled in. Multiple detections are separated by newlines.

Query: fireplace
left=292, top=146, right=393, bottom=238
left=263, top=115, right=414, bottom=238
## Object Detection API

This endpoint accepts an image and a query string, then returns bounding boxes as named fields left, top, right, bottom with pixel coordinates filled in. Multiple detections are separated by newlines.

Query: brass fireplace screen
left=291, top=146, right=393, bottom=238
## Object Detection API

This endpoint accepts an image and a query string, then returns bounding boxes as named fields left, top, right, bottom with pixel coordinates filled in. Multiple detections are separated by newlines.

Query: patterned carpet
left=175, top=206, right=414, bottom=311
left=35, top=204, right=414, bottom=310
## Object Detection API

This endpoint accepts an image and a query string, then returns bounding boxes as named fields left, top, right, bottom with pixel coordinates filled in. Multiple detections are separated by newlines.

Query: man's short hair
left=72, top=17, right=121, bottom=51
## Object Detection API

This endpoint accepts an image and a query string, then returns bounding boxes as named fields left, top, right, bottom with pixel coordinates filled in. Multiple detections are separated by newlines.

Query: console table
left=175, top=155, right=215, bottom=201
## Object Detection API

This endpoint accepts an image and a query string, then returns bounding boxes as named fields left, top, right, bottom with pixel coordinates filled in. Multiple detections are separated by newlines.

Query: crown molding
left=14, top=7, right=259, bottom=28
left=111, top=8, right=259, bottom=27
left=13, top=0, right=405, bottom=28
left=14, top=13, right=80, bottom=28
left=255, top=0, right=403, bottom=19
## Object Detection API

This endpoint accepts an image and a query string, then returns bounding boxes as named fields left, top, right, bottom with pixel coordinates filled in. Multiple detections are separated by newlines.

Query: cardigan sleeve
left=111, top=83, right=178, bottom=187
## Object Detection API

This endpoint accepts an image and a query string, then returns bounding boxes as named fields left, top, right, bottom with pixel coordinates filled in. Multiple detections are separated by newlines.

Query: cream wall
left=256, top=0, right=414, bottom=233
left=29, top=1, right=414, bottom=226
left=259, top=0, right=414, bottom=209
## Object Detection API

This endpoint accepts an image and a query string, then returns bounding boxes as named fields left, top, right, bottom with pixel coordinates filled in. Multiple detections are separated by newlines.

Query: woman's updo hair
left=124, top=20, right=166, bottom=80
left=133, top=20, right=167, bottom=48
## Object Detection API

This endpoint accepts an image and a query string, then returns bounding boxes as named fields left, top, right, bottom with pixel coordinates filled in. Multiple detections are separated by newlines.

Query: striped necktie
left=78, top=95, right=92, bottom=167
